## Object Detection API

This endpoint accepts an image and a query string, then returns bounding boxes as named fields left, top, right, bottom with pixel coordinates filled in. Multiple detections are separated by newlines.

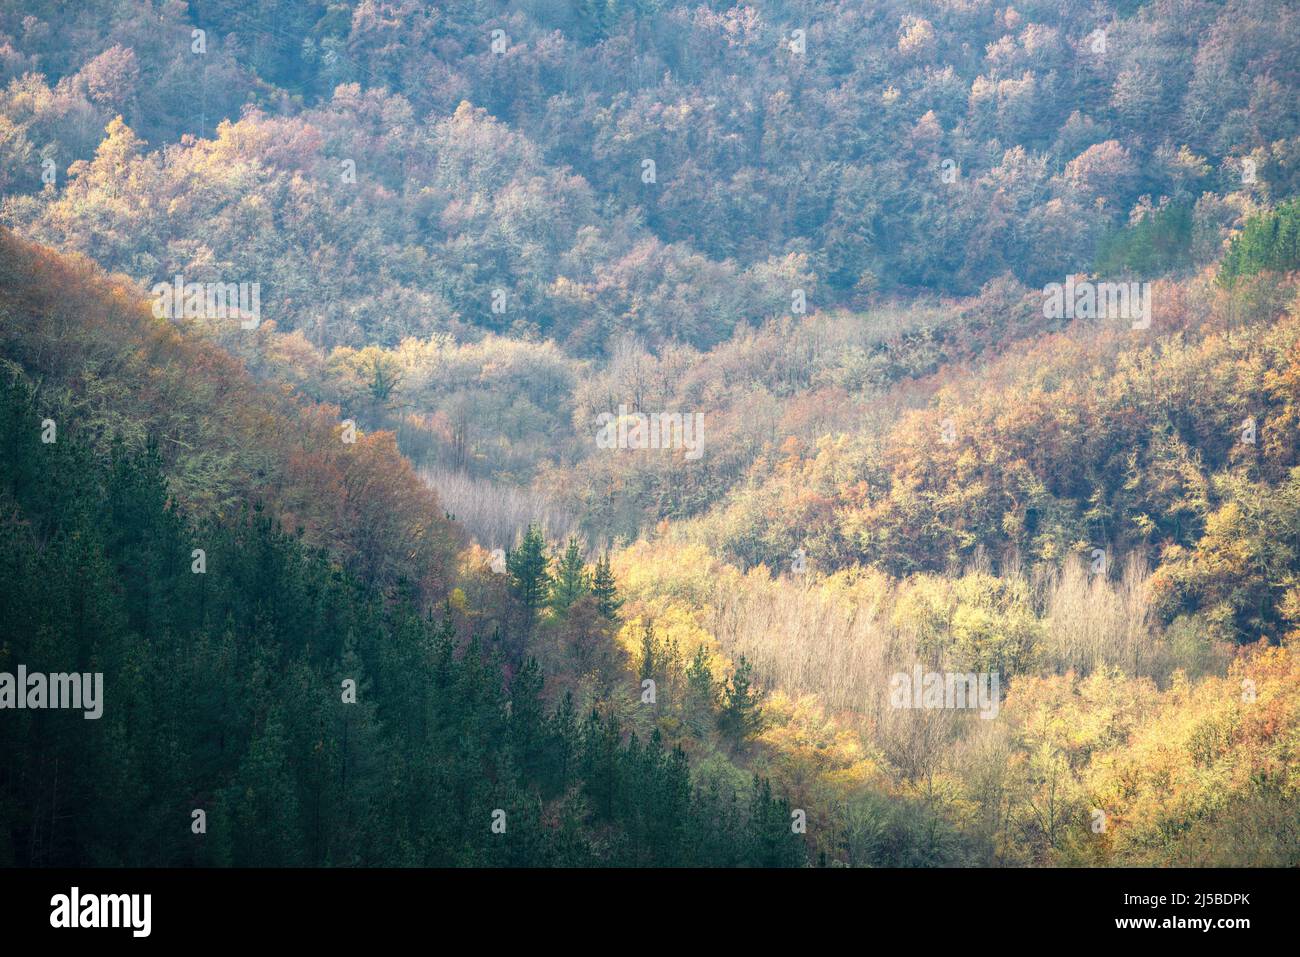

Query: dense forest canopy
left=1, top=0, right=1299, bottom=869
left=3, top=0, right=1298, bottom=350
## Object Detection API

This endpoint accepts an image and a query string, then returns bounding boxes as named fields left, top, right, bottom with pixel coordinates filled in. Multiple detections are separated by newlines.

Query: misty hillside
left=1, top=0, right=1298, bottom=870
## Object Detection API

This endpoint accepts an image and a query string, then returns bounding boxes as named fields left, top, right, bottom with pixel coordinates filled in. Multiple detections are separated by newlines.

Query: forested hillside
left=4, top=0, right=1298, bottom=351
left=0, top=232, right=803, bottom=866
left=1, top=0, right=1298, bottom=869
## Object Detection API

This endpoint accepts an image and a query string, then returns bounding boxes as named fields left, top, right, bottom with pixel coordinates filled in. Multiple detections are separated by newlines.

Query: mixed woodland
left=1, top=0, right=1299, bottom=866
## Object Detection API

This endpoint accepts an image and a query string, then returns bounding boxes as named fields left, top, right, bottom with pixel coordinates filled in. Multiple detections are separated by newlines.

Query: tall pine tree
left=591, top=553, right=623, bottom=621
left=549, top=538, right=589, bottom=614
